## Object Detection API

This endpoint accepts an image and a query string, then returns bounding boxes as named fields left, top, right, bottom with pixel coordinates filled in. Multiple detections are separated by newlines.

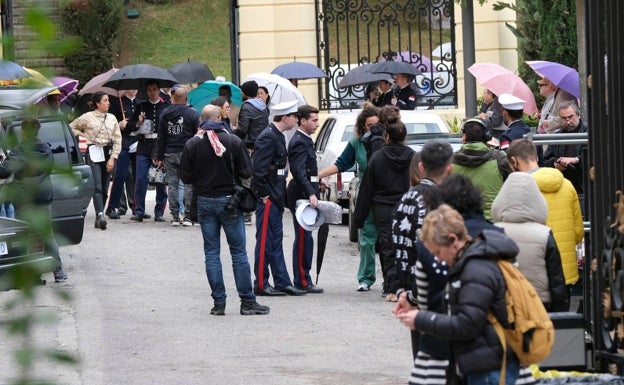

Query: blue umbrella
left=188, top=80, right=242, bottom=113
left=0, top=59, right=31, bottom=82
left=271, top=61, right=327, bottom=80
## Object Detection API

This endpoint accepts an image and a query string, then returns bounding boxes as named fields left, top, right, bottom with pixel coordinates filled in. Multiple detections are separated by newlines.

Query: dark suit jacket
left=286, top=130, right=319, bottom=211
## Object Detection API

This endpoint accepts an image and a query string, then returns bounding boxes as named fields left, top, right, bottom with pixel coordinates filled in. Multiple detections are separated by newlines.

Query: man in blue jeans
left=180, top=105, right=269, bottom=316
left=127, top=80, right=169, bottom=222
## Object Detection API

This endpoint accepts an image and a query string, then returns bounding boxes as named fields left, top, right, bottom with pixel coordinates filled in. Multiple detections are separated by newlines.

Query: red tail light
left=29, top=234, right=45, bottom=254
left=336, top=173, right=343, bottom=194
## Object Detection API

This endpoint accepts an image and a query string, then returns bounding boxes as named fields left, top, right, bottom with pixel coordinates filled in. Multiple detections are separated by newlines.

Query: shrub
left=61, top=0, right=122, bottom=85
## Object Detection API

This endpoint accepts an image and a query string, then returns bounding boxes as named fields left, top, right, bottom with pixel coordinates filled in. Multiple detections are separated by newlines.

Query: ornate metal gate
left=315, top=0, right=456, bottom=110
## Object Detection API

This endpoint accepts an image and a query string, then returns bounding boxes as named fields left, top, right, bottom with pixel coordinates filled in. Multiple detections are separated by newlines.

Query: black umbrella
left=316, top=222, right=330, bottom=284
left=370, top=61, right=422, bottom=76
left=167, top=60, right=215, bottom=84
left=103, top=64, right=179, bottom=91
left=338, top=63, right=394, bottom=89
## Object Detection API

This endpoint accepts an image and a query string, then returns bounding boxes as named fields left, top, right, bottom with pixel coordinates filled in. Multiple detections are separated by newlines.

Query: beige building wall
left=238, top=1, right=519, bottom=118
left=238, top=0, right=321, bottom=105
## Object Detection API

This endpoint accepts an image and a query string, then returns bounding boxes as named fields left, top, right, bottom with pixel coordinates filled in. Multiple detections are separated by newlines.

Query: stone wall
left=11, top=0, right=67, bottom=75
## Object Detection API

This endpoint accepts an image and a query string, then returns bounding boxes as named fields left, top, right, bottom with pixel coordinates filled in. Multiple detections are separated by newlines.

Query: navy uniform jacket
left=109, top=95, right=143, bottom=150
left=499, top=119, right=531, bottom=150
left=251, top=124, right=289, bottom=207
left=286, top=130, right=320, bottom=211
left=373, top=90, right=393, bottom=107
left=395, top=85, right=417, bottom=110
left=127, top=99, right=170, bottom=158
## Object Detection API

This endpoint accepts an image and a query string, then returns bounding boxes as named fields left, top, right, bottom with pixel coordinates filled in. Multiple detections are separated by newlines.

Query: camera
left=225, top=185, right=245, bottom=211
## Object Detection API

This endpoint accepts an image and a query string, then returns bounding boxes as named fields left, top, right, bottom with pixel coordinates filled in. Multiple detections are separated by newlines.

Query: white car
left=314, top=110, right=460, bottom=228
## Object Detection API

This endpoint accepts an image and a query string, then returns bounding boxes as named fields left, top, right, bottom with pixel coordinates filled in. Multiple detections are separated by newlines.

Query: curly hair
left=355, top=105, right=379, bottom=137
left=439, top=174, right=484, bottom=215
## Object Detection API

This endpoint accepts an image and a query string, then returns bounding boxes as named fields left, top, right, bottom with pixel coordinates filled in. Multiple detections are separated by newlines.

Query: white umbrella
left=242, top=72, right=306, bottom=114
left=432, top=42, right=453, bottom=58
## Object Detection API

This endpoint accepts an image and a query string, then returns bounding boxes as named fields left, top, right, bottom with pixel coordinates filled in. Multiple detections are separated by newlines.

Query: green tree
left=62, top=0, right=122, bottom=85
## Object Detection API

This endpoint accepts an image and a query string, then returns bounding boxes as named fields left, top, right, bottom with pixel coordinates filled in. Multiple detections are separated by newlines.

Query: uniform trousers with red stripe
left=291, top=212, right=314, bottom=289
left=254, top=199, right=294, bottom=290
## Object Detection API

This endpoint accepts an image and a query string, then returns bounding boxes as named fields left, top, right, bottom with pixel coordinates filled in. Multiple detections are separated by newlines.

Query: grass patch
left=118, top=0, right=231, bottom=79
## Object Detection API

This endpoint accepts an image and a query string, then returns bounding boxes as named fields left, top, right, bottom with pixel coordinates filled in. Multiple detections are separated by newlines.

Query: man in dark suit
left=251, top=100, right=307, bottom=297
left=286, top=105, right=324, bottom=293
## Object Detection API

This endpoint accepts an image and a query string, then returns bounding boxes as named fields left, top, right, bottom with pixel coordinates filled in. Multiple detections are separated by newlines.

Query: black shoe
left=154, top=216, right=165, bottom=222
left=130, top=215, right=143, bottom=222
left=240, top=301, right=270, bottom=315
left=210, top=304, right=225, bottom=316
left=142, top=214, right=152, bottom=219
left=95, top=213, right=107, bottom=230
left=277, top=285, right=307, bottom=296
left=298, top=284, right=324, bottom=294
left=117, top=208, right=127, bottom=216
left=107, top=209, right=120, bottom=220
left=254, top=286, right=287, bottom=296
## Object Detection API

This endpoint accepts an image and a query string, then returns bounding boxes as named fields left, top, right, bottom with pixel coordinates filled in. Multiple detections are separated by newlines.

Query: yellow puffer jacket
left=531, top=167, right=584, bottom=284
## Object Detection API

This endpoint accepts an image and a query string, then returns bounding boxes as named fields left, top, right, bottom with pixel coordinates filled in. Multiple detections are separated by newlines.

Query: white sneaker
left=182, top=217, right=193, bottom=227
left=357, top=283, right=370, bottom=291
left=171, top=217, right=181, bottom=226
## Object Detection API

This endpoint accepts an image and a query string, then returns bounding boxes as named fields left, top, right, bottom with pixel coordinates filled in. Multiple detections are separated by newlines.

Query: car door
left=6, top=117, right=94, bottom=245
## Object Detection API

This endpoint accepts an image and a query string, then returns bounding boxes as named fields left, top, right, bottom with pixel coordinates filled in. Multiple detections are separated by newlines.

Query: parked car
left=0, top=86, right=95, bottom=246
left=315, top=109, right=459, bottom=228
left=0, top=217, right=55, bottom=289
left=346, top=115, right=463, bottom=241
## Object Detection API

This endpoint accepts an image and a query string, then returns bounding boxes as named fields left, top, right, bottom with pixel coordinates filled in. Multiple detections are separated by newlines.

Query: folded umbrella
left=468, top=63, right=538, bottom=115
left=188, top=80, right=242, bottom=114
left=271, top=61, right=327, bottom=80
left=168, top=60, right=215, bottom=84
left=79, top=68, right=119, bottom=96
left=51, top=77, right=79, bottom=102
left=526, top=60, right=580, bottom=99
left=103, top=64, right=179, bottom=91
left=370, top=61, right=422, bottom=76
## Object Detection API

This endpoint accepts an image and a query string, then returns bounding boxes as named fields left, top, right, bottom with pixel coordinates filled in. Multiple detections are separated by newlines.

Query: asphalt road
left=0, top=193, right=413, bottom=385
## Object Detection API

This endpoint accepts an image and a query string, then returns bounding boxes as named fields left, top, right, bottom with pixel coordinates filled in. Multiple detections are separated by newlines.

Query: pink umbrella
left=51, top=77, right=79, bottom=102
left=468, top=63, right=538, bottom=115
left=78, top=68, right=118, bottom=96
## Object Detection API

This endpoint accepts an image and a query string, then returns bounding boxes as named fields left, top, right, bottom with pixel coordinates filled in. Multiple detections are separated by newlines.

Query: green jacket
left=452, top=142, right=510, bottom=220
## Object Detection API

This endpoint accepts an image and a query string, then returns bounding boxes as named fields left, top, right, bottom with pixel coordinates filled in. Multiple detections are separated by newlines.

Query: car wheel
left=348, top=205, right=358, bottom=242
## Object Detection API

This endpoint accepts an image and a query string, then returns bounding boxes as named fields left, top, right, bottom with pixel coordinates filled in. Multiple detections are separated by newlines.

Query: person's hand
left=391, top=96, right=398, bottom=106
left=479, top=112, right=487, bottom=119
left=262, top=197, right=270, bottom=204
left=392, top=291, right=413, bottom=315
left=106, top=157, right=115, bottom=173
left=156, top=160, right=164, bottom=168
left=138, top=112, right=145, bottom=126
left=309, top=194, right=319, bottom=208
left=554, top=160, right=566, bottom=171
left=396, top=309, right=419, bottom=330
left=319, top=180, right=328, bottom=192
left=119, top=119, right=128, bottom=130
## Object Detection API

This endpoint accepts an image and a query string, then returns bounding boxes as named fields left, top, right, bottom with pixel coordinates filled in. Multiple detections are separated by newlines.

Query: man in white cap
left=251, top=100, right=307, bottom=297
left=498, top=93, right=531, bottom=150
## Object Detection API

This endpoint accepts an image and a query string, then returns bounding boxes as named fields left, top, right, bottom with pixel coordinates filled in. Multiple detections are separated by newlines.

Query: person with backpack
left=394, top=204, right=521, bottom=385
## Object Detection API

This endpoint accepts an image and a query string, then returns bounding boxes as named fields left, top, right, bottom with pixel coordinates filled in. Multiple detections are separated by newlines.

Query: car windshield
left=341, top=122, right=443, bottom=143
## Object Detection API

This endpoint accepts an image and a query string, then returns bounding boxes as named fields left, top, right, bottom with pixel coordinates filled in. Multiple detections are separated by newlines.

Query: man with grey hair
left=542, top=100, right=587, bottom=194
left=156, top=86, right=199, bottom=226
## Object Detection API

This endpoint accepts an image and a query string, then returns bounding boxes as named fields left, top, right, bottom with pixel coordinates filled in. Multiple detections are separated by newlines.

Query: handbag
left=228, top=136, right=257, bottom=213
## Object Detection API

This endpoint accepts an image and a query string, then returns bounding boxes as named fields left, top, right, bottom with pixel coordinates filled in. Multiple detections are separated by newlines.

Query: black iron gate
left=316, top=0, right=456, bottom=110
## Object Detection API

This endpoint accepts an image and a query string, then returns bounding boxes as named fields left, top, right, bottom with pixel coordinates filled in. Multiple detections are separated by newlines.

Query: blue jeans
left=165, top=152, right=192, bottom=219
left=465, top=355, right=519, bottom=385
left=197, top=195, right=255, bottom=305
left=134, top=154, right=167, bottom=217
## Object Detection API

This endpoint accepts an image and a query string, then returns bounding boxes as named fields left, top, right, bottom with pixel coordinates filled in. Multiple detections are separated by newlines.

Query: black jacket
left=251, top=124, right=288, bottom=207
left=395, top=84, right=417, bottom=110
left=354, top=142, right=414, bottom=228
left=1, top=140, right=54, bottom=205
left=373, top=90, right=393, bottom=107
left=235, top=98, right=269, bottom=149
left=127, top=99, right=170, bottom=158
left=542, top=119, right=587, bottom=194
left=414, top=230, right=518, bottom=376
left=156, top=104, right=199, bottom=159
left=109, top=95, right=142, bottom=150
left=286, top=130, right=319, bottom=211
left=180, top=121, right=252, bottom=198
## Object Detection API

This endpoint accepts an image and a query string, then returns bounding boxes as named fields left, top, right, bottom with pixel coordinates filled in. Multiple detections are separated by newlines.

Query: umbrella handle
left=119, top=92, right=126, bottom=121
